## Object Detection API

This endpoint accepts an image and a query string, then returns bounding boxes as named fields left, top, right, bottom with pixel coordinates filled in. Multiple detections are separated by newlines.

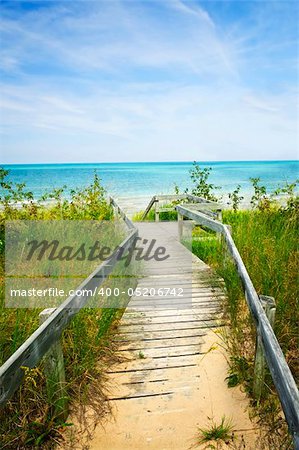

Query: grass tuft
left=198, top=416, right=234, bottom=445
left=138, top=351, right=145, bottom=359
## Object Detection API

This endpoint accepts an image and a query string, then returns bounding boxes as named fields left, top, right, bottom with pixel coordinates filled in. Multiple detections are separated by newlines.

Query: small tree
left=250, top=177, right=271, bottom=210
left=274, top=179, right=298, bottom=197
left=228, top=185, right=244, bottom=211
left=274, top=179, right=299, bottom=214
left=69, top=172, right=111, bottom=220
left=186, top=162, right=220, bottom=202
left=0, top=167, right=34, bottom=208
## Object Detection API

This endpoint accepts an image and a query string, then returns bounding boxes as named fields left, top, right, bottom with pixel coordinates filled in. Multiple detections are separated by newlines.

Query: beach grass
left=197, top=415, right=234, bottom=446
left=0, top=172, right=136, bottom=448
left=192, top=208, right=298, bottom=379
left=191, top=206, right=298, bottom=448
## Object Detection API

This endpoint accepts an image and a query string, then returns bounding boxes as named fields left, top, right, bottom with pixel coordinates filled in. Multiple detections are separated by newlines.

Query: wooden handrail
left=142, top=194, right=222, bottom=221
left=185, top=193, right=220, bottom=206
left=176, top=204, right=299, bottom=447
left=141, top=196, right=157, bottom=220
left=108, top=196, right=136, bottom=231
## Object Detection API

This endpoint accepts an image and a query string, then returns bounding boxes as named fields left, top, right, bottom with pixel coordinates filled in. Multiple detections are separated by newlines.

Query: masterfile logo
left=4, top=220, right=190, bottom=309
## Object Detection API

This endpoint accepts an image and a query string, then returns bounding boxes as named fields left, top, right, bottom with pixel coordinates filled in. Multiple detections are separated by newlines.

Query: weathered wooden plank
left=39, top=309, right=68, bottom=421
left=253, top=295, right=276, bottom=401
left=127, top=305, right=222, bottom=313
left=129, top=295, right=225, bottom=304
left=104, top=363, right=201, bottom=385
left=118, top=319, right=222, bottom=334
left=125, top=306, right=220, bottom=318
left=129, top=292, right=225, bottom=302
left=186, top=194, right=221, bottom=207
left=107, top=383, right=198, bottom=400
left=114, top=329, right=207, bottom=342
left=133, top=283, right=223, bottom=291
left=155, top=195, right=187, bottom=201
left=179, top=202, right=221, bottom=218
left=127, top=297, right=225, bottom=313
left=127, top=306, right=222, bottom=316
left=129, top=287, right=224, bottom=297
left=142, top=267, right=193, bottom=275
left=136, top=280, right=214, bottom=287
left=117, top=335, right=205, bottom=350
left=176, top=205, right=224, bottom=233
left=121, top=312, right=220, bottom=326
left=127, top=303, right=223, bottom=312
left=107, top=354, right=205, bottom=373
left=119, top=344, right=204, bottom=359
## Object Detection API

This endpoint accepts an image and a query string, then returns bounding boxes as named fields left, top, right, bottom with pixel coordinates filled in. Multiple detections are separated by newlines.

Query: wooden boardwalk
left=1, top=196, right=297, bottom=448
left=88, top=222, right=257, bottom=449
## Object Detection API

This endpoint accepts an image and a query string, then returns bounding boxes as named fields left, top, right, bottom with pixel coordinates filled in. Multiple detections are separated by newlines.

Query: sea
left=1, top=161, right=299, bottom=204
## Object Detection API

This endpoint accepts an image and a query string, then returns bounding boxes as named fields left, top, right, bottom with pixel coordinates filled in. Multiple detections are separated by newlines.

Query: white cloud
left=0, top=0, right=297, bottom=163
left=171, top=0, right=216, bottom=28
left=243, top=95, right=279, bottom=113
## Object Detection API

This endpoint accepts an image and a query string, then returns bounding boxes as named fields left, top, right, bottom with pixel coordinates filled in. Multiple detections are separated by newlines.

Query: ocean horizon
left=1, top=160, right=298, bottom=201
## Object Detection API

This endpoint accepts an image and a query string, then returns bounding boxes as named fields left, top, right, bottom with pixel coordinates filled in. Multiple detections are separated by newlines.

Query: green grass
left=198, top=416, right=234, bottom=445
left=132, top=210, right=155, bottom=221
left=192, top=209, right=298, bottom=375
left=132, top=204, right=178, bottom=221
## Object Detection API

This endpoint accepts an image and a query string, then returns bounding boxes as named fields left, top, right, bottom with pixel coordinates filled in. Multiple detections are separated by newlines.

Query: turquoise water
left=2, top=161, right=299, bottom=199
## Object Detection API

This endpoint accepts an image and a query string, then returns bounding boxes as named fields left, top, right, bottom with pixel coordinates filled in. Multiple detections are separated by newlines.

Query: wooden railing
left=176, top=204, right=299, bottom=448
left=142, top=193, right=222, bottom=221
left=0, top=199, right=138, bottom=408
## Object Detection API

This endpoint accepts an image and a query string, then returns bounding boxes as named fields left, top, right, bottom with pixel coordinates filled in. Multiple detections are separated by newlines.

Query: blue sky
left=0, top=0, right=298, bottom=163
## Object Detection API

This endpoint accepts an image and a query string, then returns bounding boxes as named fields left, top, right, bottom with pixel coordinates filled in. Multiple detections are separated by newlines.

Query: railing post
left=154, top=199, right=160, bottom=222
left=216, top=209, right=222, bottom=242
left=216, top=209, right=222, bottom=222
left=222, top=224, right=232, bottom=265
left=178, top=211, right=183, bottom=240
left=39, top=308, right=68, bottom=421
left=253, top=295, right=276, bottom=402
left=109, top=196, right=116, bottom=217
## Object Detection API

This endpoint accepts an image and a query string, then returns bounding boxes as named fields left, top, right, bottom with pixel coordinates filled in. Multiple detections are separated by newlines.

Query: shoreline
left=1, top=191, right=291, bottom=213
